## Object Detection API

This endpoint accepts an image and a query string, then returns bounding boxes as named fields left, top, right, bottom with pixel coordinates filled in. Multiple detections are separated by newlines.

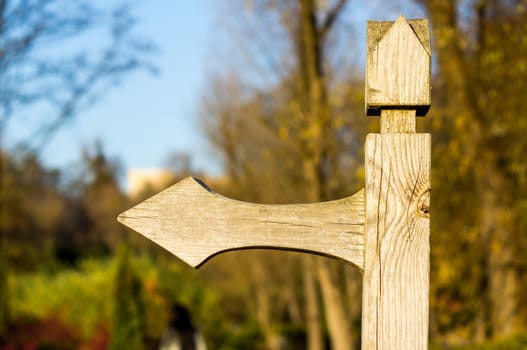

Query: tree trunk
left=304, top=257, right=324, bottom=350
left=297, top=1, right=354, bottom=348
left=317, top=259, right=354, bottom=350
left=253, top=258, right=282, bottom=350
left=478, top=159, right=519, bottom=336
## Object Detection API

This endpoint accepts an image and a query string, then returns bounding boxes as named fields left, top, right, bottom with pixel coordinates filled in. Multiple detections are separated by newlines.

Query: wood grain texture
left=362, top=133, right=431, bottom=350
left=380, top=109, right=416, bottom=133
left=118, top=177, right=365, bottom=269
left=366, top=16, right=431, bottom=116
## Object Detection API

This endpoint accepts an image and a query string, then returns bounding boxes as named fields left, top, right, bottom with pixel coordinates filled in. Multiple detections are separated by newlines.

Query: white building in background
left=126, top=168, right=175, bottom=199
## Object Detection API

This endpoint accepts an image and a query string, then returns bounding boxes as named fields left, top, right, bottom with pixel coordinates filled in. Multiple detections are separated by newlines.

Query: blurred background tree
left=420, top=0, right=527, bottom=342
left=110, top=245, right=146, bottom=350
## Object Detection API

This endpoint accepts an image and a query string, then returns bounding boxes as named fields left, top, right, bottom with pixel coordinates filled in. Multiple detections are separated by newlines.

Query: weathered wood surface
left=366, top=16, right=431, bottom=116
left=380, top=109, right=416, bottom=133
left=118, top=177, right=365, bottom=269
left=362, top=134, right=430, bottom=350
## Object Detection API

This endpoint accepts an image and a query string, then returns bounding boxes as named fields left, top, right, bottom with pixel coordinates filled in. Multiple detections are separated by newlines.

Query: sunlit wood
left=119, top=177, right=365, bottom=269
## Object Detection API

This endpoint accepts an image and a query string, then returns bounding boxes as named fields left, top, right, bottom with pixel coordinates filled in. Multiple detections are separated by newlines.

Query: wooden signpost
left=119, top=16, right=431, bottom=350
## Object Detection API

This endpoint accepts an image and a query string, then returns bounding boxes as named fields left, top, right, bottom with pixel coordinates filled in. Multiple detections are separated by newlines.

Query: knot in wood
left=416, top=188, right=430, bottom=218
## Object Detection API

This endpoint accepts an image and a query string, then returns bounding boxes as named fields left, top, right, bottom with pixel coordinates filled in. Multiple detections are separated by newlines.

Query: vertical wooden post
left=362, top=16, right=431, bottom=350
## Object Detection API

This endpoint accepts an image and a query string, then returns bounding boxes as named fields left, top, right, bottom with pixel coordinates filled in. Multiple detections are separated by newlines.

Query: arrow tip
left=117, top=176, right=213, bottom=225
left=116, top=176, right=217, bottom=268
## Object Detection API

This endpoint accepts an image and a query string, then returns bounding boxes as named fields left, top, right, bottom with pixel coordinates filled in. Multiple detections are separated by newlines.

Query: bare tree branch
left=319, top=0, right=347, bottom=40
left=0, top=0, right=156, bottom=154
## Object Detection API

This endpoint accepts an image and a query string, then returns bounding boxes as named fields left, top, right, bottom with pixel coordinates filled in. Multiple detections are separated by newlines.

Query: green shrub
left=109, top=245, right=145, bottom=350
left=431, top=333, right=527, bottom=350
left=9, top=258, right=113, bottom=340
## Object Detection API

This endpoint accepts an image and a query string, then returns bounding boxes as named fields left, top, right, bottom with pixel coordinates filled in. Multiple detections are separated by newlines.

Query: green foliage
left=9, top=258, right=113, bottom=340
left=5, top=248, right=273, bottom=349
left=109, top=245, right=146, bottom=350
left=222, top=322, right=265, bottom=350
left=431, top=334, right=527, bottom=350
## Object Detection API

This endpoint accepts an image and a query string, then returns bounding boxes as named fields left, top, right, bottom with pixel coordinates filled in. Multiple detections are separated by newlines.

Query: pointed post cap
left=366, top=16, right=431, bottom=116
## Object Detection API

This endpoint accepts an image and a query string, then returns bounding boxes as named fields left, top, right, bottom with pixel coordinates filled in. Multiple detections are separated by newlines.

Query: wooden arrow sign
left=118, top=177, right=365, bottom=269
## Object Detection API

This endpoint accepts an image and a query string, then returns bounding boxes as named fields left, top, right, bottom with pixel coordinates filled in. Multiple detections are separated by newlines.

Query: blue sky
left=5, top=1, right=221, bottom=177
left=4, top=1, right=424, bottom=182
